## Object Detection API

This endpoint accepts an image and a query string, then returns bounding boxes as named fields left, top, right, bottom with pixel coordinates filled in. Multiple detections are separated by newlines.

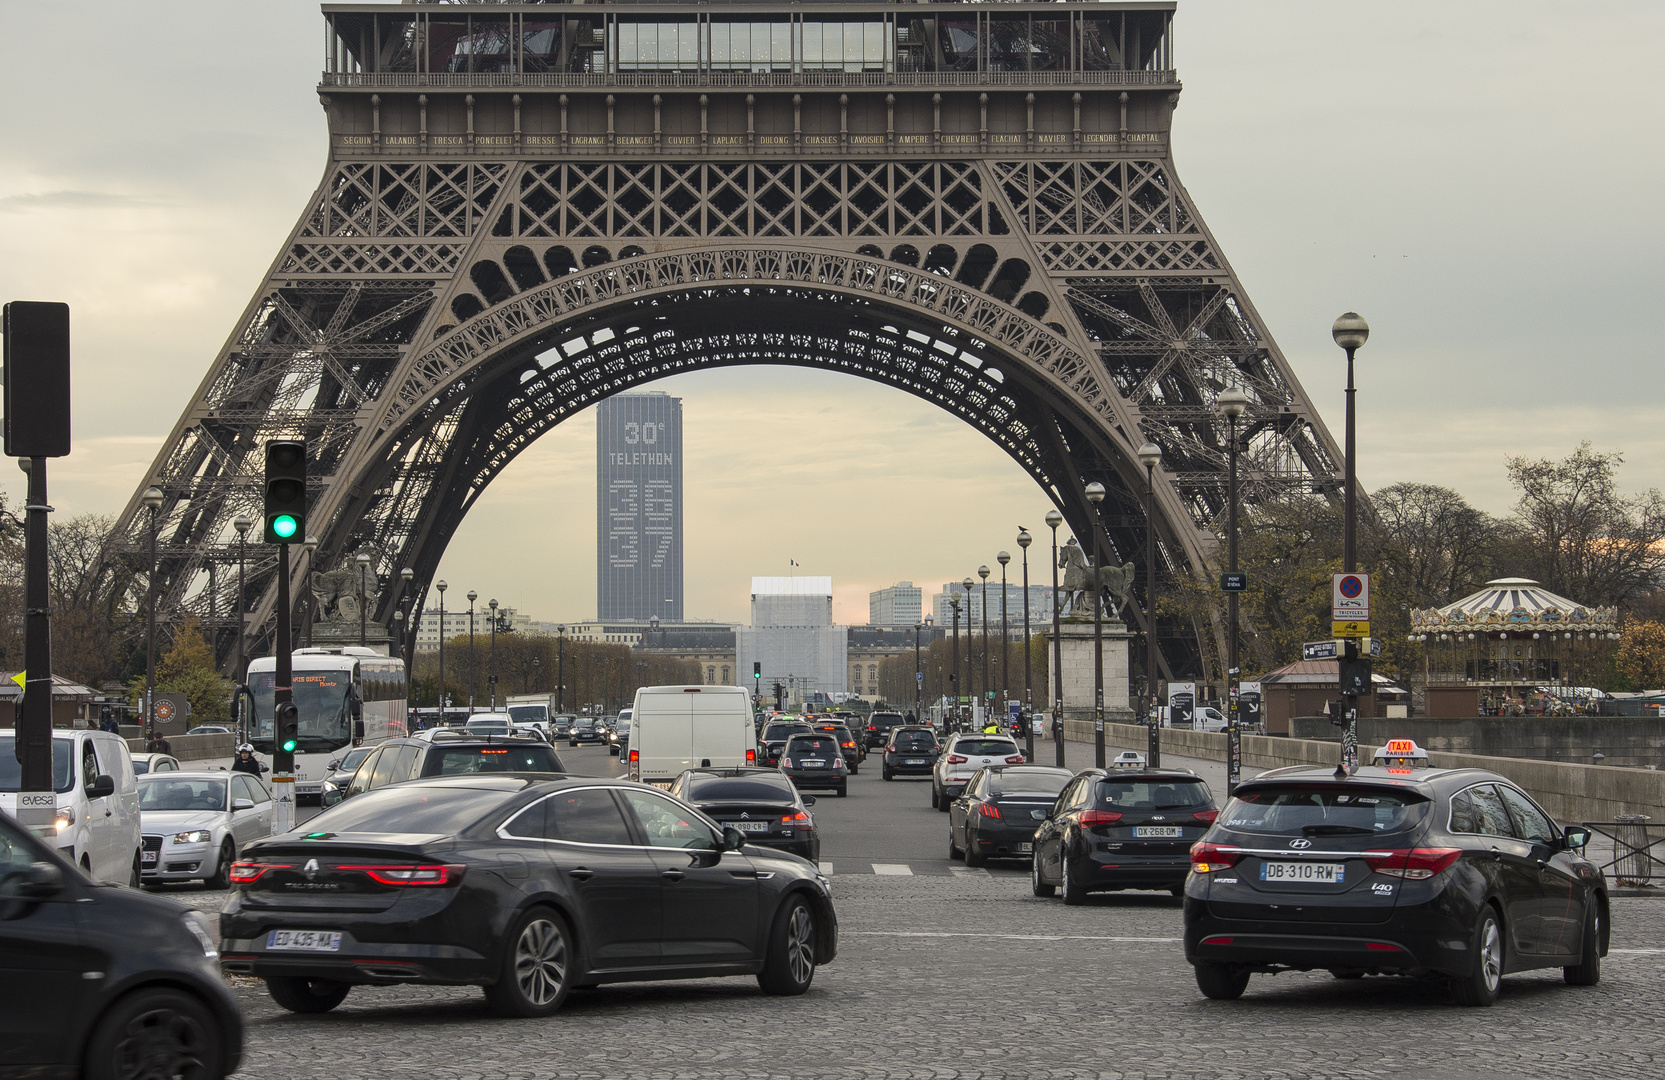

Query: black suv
left=863, top=711, right=907, bottom=749
left=813, top=722, right=864, bottom=773
left=1032, top=768, right=1217, bottom=902
left=759, top=722, right=812, bottom=767
left=1183, top=765, right=1607, bottom=1005
left=569, top=717, right=607, bottom=746
left=881, top=726, right=941, bottom=780
left=332, top=733, right=568, bottom=802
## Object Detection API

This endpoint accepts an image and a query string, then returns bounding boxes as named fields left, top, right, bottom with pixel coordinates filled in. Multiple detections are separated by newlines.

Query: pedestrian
left=231, top=743, right=268, bottom=776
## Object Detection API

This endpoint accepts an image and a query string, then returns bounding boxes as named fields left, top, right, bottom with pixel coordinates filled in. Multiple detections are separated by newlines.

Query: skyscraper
left=597, top=391, right=683, bottom=621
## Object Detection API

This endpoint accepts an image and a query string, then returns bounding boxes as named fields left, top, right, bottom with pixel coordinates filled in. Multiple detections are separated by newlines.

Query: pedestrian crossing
left=816, top=860, right=1026, bottom=878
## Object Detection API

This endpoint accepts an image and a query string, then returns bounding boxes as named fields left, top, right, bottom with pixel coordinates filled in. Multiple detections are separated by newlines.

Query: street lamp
left=489, top=598, right=499, bottom=710
left=997, top=550, right=1011, bottom=721
left=1138, top=441, right=1163, bottom=768
left=436, top=580, right=448, bottom=715
left=961, top=578, right=974, bottom=727
left=1219, top=388, right=1248, bottom=796
left=1084, top=481, right=1107, bottom=768
left=1333, top=311, right=1370, bottom=773
left=300, top=536, right=319, bottom=647
left=355, top=552, right=372, bottom=647
left=399, top=568, right=415, bottom=668
left=142, top=485, right=164, bottom=750
left=556, top=625, right=566, bottom=713
left=1045, top=509, right=1065, bottom=767
left=466, top=589, right=478, bottom=714
left=1017, top=527, right=1033, bottom=760
left=976, top=568, right=991, bottom=727
left=949, top=593, right=962, bottom=730
left=232, top=513, right=253, bottom=742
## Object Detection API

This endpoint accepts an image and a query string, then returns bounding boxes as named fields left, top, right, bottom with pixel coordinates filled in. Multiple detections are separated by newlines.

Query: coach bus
left=246, top=646, right=407, bottom=801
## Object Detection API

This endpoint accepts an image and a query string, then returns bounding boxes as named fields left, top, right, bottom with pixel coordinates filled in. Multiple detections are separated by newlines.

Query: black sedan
left=0, top=809, right=242, bottom=1078
left=778, top=734, right=850, bottom=796
left=759, top=722, right=812, bottom=767
left=949, top=765, right=1074, bottom=867
left=220, top=774, right=837, bottom=1016
left=881, top=726, right=941, bottom=780
left=669, top=767, right=821, bottom=863
left=1032, top=768, right=1218, bottom=903
left=568, top=717, right=608, bottom=746
left=1183, top=765, right=1606, bottom=1005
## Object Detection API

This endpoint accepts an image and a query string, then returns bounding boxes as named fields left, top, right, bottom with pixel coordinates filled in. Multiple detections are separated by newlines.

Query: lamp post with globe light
left=1017, top=527, right=1033, bottom=760
left=1333, top=312, right=1370, bottom=774
left=1045, top=509, right=1065, bottom=766
left=1218, top=388, right=1248, bottom=795
left=1085, top=481, right=1107, bottom=768
left=1138, top=442, right=1163, bottom=767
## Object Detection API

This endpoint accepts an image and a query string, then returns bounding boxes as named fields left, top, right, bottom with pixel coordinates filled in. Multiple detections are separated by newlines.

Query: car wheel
left=963, top=840, right=985, bottom=869
left=208, top=839, right=235, bottom=890
left=484, top=907, right=573, bottom=1018
left=609, top=746, right=620, bottom=756
left=948, top=830, right=963, bottom=860
left=1031, top=849, right=1055, bottom=897
left=882, top=767, right=893, bottom=781
left=266, top=976, right=352, bottom=1014
left=128, top=853, right=141, bottom=889
left=569, top=740, right=577, bottom=747
left=1193, top=961, right=1251, bottom=1001
left=1060, top=852, right=1087, bottom=906
left=1168, top=884, right=1184, bottom=899
left=836, top=784, right=847, bottom=798
left=757, top=895, right=817, bottom=996
left=84, top=988, right=225, bottom=1080
left=1450, top=907, right=1504, bottom=1006
left=1564, top=901, right=1602, bottom=986
left=929, top=784, right=940, bottom=809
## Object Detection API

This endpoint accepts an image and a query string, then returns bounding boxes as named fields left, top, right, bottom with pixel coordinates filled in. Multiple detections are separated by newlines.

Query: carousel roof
left=1409, top=578, right=1617, bottom=635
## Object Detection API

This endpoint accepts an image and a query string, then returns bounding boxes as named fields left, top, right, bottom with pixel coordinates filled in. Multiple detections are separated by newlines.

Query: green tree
left=130, top=615, right=233, bottom=724
left=1613, top=620, right=1665, bottom=692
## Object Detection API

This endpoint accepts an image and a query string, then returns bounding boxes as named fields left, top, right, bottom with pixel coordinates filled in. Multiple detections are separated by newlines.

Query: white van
left=0, top=728, right=142, bottom=884
left=627, top=686, right=756, bottom=787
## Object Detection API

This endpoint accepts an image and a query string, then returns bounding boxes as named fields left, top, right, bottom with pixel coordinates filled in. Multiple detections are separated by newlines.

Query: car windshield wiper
left=1301, top=824, right=1376, bottom=836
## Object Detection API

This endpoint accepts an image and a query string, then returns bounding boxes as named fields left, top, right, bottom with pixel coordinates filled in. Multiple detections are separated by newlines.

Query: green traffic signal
left=280, top=737, right=299, bottom=753
left=271, top=514, right=298, bottom=539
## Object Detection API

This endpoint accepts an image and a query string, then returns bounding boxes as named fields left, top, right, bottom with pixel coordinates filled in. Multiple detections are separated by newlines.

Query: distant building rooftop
left=751, top=576, right=833, bottom=597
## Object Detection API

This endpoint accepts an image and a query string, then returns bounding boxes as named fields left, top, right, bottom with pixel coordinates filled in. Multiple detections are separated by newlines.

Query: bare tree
left=1372, top=482, right=1498, bottom=607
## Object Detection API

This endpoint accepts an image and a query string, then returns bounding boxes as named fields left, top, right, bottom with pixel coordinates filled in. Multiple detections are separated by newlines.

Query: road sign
left=1219, top=572, right=1248, bottom=592
left=1302, top=640, right=1338, bottom=660
left=1333, top=621, right=1370, bottom=638
left=916, top=672, right=924, bottom=683
left=1332, top=572, right=1369, bottom=621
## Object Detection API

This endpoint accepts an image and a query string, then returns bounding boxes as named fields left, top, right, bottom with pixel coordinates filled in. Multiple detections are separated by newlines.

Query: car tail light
left=1363, top=848, right=1462, bottom=880
left=885, top=745, right=896, bottom=753
left=1189, top=841, right=1244, bottom=873
left=1365, top=942, right=1405, bottom=952
left=947, top=754, right=967, bottom=764
left=977, top=803, right=1002, bottom=820
left=1078, top=810, right=1123, bottom=827
left=227, top=861, right=289, bottom=883
left=1201, top=936, right=1234, bottom=946
left=340, top=864, right=468, bottom=888
left=1193, top=809, right=1219, bottom=824
left=1005, top=754, right=1026, bottom=764
left=629, top=749, right=639, bottom=763
left=782, top=811, right=810, bottom=824
left=745, top=748, right=756, bottom=764
left=782, top=758, right=793, bottom=768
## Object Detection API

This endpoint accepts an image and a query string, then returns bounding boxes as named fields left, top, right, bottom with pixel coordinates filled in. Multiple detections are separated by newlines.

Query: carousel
left=1408, top=578, right=1620, bottom=716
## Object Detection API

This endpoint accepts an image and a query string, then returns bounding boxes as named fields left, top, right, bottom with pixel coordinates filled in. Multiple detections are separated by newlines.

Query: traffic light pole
left=272, top=542, right=295, bottom=834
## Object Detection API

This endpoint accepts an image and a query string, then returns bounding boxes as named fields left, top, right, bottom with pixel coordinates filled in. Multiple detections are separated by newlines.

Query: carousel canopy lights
left=1410, top=578, right=1616, bottom=637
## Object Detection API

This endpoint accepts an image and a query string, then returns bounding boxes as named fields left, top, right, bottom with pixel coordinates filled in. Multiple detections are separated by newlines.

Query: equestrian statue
left=1059, top=539, right=1136, bottom=619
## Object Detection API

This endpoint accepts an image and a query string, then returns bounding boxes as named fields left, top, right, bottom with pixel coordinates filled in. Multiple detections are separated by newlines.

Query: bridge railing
left=319, top=70, right=1178, bottom=91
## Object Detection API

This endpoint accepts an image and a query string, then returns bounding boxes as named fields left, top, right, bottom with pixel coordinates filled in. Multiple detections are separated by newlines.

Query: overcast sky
left=1, top=2, right=1661, bottom=626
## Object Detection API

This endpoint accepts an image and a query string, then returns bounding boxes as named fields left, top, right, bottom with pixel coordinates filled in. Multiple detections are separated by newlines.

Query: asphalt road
left=149, top=739, right=1665, bottom=1079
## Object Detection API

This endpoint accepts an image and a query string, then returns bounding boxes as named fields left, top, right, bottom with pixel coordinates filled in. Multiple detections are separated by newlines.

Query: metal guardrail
left=319, top=69, right=1179, bottom=90
left=1581, top=817, right=1664, bottom=885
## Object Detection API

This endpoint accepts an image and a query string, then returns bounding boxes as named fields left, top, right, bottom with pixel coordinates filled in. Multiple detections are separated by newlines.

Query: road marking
left=871, top=863, right=914, bottom=876
left=818, top=861, right=834, bottom=875
left=849, top=931, right=1180, bottom=944
left=950, top=866, right=989, bottom=877
left=1608, top=948, right=1665, bottom=955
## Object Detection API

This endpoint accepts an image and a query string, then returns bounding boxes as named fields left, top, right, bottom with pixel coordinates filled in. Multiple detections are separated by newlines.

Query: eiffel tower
left=108, top=2, right=1342, bottom=681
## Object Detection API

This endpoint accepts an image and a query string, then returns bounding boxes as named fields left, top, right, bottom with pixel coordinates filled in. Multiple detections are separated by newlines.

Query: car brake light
left=885, top=745, right=896, bottom=753
left=947, top=754, right=967, bottom=764
left=1365, top=942, right=1405, bottom=952
left=629, top=749, right=638, bottom=763
left=782, top=758, right=792, bottom=768
left=782, top=811, right=810, bottom=823
left=1363, top=848, right=1462, bottom=880
left=1201, top=936, right=1234, bottom=946
left=745, top=748, right=755, bottom=764
left=1193, top=809, right=1219, bottom=824
left=340, top=864, right=468, bottom=888
left=1078, top=810, right=1122, bottom=827
left=977, top=803, right=1002, bottom=820
left=1189, top=841, right=1244, bottom=873
left=227, top=861, right=289, bottom=884
left=1004, top=755, right=1026, bottom=764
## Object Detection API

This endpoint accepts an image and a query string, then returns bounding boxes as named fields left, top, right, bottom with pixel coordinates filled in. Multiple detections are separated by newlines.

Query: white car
left=1112, top=751, right=1148, bottom=768
left=0, top=728, right=142, bottom=885
left=138, top=771, right=275, bottom=888
left=932, top=733, right=1024, bottom=811
left=130, top=752, right=182, bottom=776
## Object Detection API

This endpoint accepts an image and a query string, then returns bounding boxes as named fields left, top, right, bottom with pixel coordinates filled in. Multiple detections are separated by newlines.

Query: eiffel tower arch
left=107, top=2, right=1342, bottom=683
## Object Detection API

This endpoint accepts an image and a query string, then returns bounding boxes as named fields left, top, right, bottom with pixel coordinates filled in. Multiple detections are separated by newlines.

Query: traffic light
left=275, top=701, right=299, bottom=754
left=264, top=440, right=306, bottom=543
left=753, top=662, right=762, bottom=683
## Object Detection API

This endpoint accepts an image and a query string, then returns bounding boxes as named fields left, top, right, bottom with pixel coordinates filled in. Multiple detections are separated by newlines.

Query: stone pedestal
left=1044, top=618, right=1135, bottom=724
left=310, top=621, right=393, bottom=655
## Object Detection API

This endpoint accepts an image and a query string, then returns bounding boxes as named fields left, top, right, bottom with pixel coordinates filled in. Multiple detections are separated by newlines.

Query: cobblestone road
left=157, top=740, right=1665, bottom=1079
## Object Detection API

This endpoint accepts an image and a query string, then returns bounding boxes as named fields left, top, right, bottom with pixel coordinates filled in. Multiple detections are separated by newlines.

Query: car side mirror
left=21, top=861, right=63, bottom=899
left=321, top=788, right=344, bottom=808
left=801, top=795, right=816, bottom=806
left=232, top=798, right=255, bottom=811
left=722, top=826, right=747, bottom=852
left=326, top=759, right=340, bottom=770
left=1562, top=827, right=1591, bottom=851
left=88, top=775, right=115, bottom=798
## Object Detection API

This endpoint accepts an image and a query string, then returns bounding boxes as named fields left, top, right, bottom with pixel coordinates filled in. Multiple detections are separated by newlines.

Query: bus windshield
left=249, top=667, right=354, bottom=754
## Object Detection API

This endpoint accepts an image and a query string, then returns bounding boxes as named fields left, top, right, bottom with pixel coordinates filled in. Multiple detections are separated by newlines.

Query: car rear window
left=764, top=724, right=810, bottom=741
left=1222, top=785, right=1427, bottom=836
left=421, top=746, right=564, bottom=776
left=306, top=786, right=509, bottom=835
left=992, top=770, right=1072, bottom=797
left=954, top=739, right=1017, bottom=757
left=893, top=731, right=938, bottom=749
left=787, top=736, right=836, bottom=754
left=1096, top=778, right=1213, bottom=810
left=871, top=713, right=904, bottom=726
left=686, top=778, right=795, bottom=802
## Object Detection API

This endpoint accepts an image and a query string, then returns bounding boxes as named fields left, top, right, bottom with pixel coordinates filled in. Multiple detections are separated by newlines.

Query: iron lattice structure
left=107, top=2, right=1342, bottom=682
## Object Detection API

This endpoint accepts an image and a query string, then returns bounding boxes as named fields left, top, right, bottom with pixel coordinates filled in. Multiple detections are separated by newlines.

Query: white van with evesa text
left=627, top=685, right=757, bottom=787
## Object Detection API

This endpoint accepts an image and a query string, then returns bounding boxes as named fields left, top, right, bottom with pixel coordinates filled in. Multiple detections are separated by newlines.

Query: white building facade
left=868, top=581, right=923, bottom=626
left=736, top=577, right=846, bottom=700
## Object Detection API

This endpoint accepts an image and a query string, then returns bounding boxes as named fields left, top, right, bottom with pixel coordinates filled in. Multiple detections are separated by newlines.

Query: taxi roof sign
left=1373, top=739, right=1430, bottom=768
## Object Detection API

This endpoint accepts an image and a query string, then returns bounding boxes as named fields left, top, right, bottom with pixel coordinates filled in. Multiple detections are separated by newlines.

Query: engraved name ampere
left=608, top=452, right=675, bottom=467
